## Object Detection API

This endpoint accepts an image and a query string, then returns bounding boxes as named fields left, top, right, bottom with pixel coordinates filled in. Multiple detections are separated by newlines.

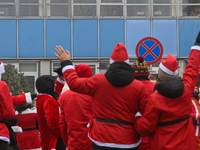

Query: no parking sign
left=136, top=37, right=163, bottom=65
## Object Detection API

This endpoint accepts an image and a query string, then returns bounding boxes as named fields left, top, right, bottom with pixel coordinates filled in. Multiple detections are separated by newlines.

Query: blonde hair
left=153, top=77, right=162, bottom=92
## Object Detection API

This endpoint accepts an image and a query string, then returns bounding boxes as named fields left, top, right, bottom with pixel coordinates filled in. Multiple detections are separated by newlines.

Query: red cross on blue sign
left=135, top=37, right=163, bottom=65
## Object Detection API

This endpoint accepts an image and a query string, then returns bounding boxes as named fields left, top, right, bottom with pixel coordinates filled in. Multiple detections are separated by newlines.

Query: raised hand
left=54, top=46, right=71, bottom=62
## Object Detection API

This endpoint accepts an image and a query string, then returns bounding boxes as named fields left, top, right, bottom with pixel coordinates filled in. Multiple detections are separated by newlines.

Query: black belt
left=0, top=120, right=4, bottom=123
left=23, top=127, right=37, bottom=131
left=157, top=115, right=191, bottom=127
left=194, top=124, right=200, bottom=126
left=95, top=118, right=133, bottom=126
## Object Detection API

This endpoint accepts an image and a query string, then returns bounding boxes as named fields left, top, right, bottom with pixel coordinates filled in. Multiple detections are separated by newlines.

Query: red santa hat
left=0, top=60, right=5, bottom=80
left=158, top=53, right=179, bottom=81
left=132, top=56, right=149, bottom=77
left=110, top=43, right=129, bottom=64
left=75, top=64, right=93, bottom=78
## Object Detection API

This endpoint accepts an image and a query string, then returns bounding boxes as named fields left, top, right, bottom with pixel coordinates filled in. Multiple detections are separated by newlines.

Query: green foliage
left=1, top=64, right=30, bottom=95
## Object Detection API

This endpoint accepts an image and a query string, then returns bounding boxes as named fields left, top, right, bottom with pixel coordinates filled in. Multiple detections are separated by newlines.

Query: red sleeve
left=59, top=95, right=68, bottom=146
left=43, top=98, right=62, bottom=138
left=12, top=94, right=26, bottom=106
left=0, top=81, right=15, bottom=120
left=138, top=84, right=149, bottom=115
left=55, top=78, right=65, bottom=94
left=182, top=47, right=200, bottom=97
left=134, top=96, right=159, bottom=135
left=63, top=68, right=96, bottom=95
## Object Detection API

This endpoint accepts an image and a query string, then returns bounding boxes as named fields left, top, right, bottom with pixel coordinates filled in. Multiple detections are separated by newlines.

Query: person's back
left=15, top=104, right=41, bottom=150
left=134, top=32, right=200, bottom=150
left=55, top=43, right=149, bottom=150
left=59, top=64, right=93, bottom=150
left=36, top=75, right=62, bottom=150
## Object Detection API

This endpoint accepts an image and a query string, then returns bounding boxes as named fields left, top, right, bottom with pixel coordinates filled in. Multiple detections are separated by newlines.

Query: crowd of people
left=1, top=31, right=200, bottom=150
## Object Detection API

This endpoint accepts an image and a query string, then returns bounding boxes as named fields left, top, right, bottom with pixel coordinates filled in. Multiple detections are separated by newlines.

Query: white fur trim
left=61, top=82, right=70, bottom=94
left=30, top=148, right=42, bottom=150
left=62, top=65, right=75, bottom=73
left=25, top=92, right=32, bottom=104
left=11, top=126, right=23, bottom=133
left=88, top=134, right=141, bottom=149
left=0, top=136, right=10, bottom=143
left=159, top=62, right=178, bottom=76
left=57, top=77, right=65, bottom=84
left=191, top=100, right=199, bottom=136
left=191, top=45, right=200, bottom=51
left=0, top=62, right=5, bottom=80
left=135, top=112, right=142, bottom=117
left=109, top=58, right=129, bottom=64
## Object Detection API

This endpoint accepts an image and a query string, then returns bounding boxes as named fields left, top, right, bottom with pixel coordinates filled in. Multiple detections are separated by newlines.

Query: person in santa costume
left=0, top=60, right=18, bottom=150
left=54, top=67, right=66, bottom=95
left=36, top=75, right=65, bottom=150
left=15, top=104, right=41, bottom=150
left=191, top=85, right=200, bottom=150
left=54, top=43, right=149, bottom=150
left=59, top=64, right=94, bottom=150
left=132, top=57, right=155, bottom=150
left=133, top=32, right=200, bottom=150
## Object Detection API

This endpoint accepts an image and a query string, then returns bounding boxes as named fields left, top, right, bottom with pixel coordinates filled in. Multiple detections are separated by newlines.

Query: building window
left=46, top=0, right=70, bottom=17
left=127, top=0, right=150, bottom=17
left=100, top=0, right=123, bottom=17
left=19, top=62, right=38, bottom=93
left=19, top=0, right=43, bottom=17
left=73, top=0, right=96, bottom=17
left=179, top=0, right=200, bottom=17
left=0, top=0, right=15, bottom=17
left=153, top=0, right=176, bottom=17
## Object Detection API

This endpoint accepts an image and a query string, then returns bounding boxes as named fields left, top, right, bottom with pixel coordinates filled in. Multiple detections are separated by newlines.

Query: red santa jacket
left=16, top=107, right=41, bottom=150
left=54, top=78, right=65, bottom=95
left=134, top=46, right=200, bottom=150
left=61, top=61, right=148, bottom=149
left=59, top=90, right=93, bottom=150
left=139, top=80, right=155, bottom=150
left=0, top=81, right=16, bottom=143
left=12, top=92, right=32, bottom=106
left=36, top=94, right=62, bottom=150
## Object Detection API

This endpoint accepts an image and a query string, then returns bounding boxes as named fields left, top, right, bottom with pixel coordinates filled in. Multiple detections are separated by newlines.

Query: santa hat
left=75, top=64, right=93, bottom=78
left=132, top=56, right=149, bottom=77
left=110, top=43, right=129, bottom=64
left=158, top=53, right=178, bottom=81
left=0, top=60, right=5, bottom=80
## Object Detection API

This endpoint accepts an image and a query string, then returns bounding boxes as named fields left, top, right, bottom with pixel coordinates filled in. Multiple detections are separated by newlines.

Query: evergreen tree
left=1, top=64, right=30, bottom=95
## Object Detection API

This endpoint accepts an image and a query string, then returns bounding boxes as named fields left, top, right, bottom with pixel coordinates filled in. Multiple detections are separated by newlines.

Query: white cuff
left=135, top=112, right=142, bottom=117
left=57, top=77, right=65, bottom=84
left=25, top=92, right=32, bottom=104
left=62, top=65, right=75, bottom=73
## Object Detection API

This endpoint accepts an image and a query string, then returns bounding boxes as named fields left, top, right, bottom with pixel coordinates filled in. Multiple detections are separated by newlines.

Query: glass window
left=0, top=5, right=15, bottom=17
left=127, top=0, right=149, bottom=4
left=0, top=0, right=14, bottom=2
left=100, top=5, right=123, bottom=16
left=180, top=0, right=200, bottom=4
left=74, top=0, right=96, bottom=3
left=180, top=5, right=200, bottom=16
left=25, top=76, right=35, bottom=93
left=153, top=0, right=176, bottom=4
left=101, top=0, right=122, bottom=3
left=47, top=5, right=70, bottom=17
left=19, top=0, right=43, bottom=17
left=127, top=5, right=149, bottom=16
left=74, top=5, right=96, bottom=16
left=153, top=5, right=176, bottom=16
left=19, top=63, right=37, bottom=72
left=48, top=0, right=70, bottom=3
